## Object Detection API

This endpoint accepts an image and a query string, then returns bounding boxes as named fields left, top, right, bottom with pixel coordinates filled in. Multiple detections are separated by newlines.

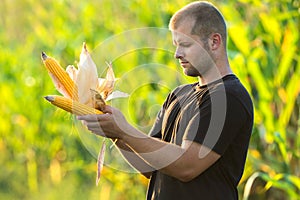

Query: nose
left=174, top=47, right=184, bottom=59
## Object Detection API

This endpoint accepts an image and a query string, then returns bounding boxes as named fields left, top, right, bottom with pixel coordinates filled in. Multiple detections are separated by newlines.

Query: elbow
left=142, top=172, right=153, bottom=179
left=175, top=169, right=200, bottom=182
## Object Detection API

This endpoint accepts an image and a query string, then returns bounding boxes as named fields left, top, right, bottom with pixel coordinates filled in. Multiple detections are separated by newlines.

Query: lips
left=180, top=60, right=189, bottom=67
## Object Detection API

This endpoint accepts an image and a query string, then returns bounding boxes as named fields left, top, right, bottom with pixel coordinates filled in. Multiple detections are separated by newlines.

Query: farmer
left=78, top=1, right=254, bottom=199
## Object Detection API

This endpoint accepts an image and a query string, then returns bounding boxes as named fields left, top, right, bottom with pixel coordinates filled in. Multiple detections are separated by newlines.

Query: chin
left=183, top=68, right=201, bottom=77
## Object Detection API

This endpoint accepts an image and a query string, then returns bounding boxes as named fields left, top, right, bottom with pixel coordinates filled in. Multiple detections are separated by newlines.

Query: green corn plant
left=221, top=0, right=300, bottom=199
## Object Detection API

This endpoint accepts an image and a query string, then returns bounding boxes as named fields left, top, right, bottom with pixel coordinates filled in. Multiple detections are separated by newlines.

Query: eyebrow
left=173, top=35, right=185, bottom=42
left=173, top=39, right=192, bottom=46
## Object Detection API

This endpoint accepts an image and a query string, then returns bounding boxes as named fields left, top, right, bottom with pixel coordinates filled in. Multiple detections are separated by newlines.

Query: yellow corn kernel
left=44, top=95, right=103, bottom=115
left=42, top=52, right=79, bottom=101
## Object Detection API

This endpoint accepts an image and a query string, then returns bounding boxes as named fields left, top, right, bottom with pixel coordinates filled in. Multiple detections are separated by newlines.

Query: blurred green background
left=0, top=0, right=299, bottom=199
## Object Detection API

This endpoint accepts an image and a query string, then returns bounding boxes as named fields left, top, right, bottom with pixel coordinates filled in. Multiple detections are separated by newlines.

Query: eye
left=180, top=43, right=191, bottom=47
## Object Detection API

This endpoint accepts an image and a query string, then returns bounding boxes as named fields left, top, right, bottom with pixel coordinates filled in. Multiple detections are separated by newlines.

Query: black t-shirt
left=147, top=74, right=254, bottom=200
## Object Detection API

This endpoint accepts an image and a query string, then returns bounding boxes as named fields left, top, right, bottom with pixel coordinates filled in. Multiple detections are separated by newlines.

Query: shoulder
left=162, top=83, right=195, bottom=107
left=211, top=74, right=253, bottom=116
left=224, top=75, right=253, bottom=109
left=212, top=75, right=252, bottom=101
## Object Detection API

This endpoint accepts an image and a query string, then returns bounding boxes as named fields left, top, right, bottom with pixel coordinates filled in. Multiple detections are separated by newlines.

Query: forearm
left=119, top=129, right=187, bottom=179
left=78, top=109, right=219, bottom=182
left=114, top=139, right=154, bottom=178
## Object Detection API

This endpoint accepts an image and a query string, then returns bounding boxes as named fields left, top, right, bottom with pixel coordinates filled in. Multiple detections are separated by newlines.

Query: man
left=78, top=1, right=253, bottom=199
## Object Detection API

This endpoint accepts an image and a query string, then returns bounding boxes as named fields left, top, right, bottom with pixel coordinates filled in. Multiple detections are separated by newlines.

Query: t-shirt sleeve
left=148, top=108, right=164, bottom=138
left=148, top=92, right=173, bottom=139
left=183, top=91, right=249, bottom=155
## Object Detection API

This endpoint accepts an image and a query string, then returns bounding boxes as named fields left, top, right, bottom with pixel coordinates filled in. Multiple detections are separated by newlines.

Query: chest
left=161, top=87, right=208, bottom=144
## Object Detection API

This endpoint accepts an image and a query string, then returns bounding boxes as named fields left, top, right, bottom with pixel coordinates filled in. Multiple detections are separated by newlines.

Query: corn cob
left=41, top=52, right=79, bottom=101
left=44, top=95, right=103, bottom=115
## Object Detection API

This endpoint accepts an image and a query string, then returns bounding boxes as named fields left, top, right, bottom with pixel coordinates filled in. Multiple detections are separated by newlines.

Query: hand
left=77, top=105, right=132, bottom=140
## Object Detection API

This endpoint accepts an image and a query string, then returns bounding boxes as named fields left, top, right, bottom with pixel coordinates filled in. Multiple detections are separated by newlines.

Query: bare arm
left=119, top=129, right=220, bottom=182
left=114, top=139, right=154, bottom=178
left=78, top=106, right=220, bottom=182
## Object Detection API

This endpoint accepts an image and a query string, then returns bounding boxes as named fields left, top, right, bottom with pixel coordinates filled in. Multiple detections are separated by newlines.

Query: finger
left=88, top=128, right=106, bottom=137
left=86, top=122, right=102, bottom=129
left=77, top=114, right=98, bottom=121
left=77, top=113, right=111, bottom=121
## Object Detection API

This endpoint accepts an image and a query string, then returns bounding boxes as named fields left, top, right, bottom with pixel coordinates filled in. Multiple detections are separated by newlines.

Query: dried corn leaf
left=66, top=65, right=78, bottom=82
left=97, top=62, right=116, bottom=99
left=96, top=140, right=106, bottom=186
left=48, top=72, right=71, bottom=99
left=106, top=90, right=130, bottom=101
left=76, top=43, right=99, bottom=106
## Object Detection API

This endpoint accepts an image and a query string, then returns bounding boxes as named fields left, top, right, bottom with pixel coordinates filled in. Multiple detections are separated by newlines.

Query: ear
left=210, top=33, right=222, bottom=51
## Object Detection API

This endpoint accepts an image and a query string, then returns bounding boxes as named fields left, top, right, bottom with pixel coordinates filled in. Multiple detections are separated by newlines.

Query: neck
left=198, top=57, right=232, bottom=86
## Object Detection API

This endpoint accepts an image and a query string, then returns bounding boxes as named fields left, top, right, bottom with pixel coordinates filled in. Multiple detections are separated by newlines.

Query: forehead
left=171, top=19, right=200, bottom=43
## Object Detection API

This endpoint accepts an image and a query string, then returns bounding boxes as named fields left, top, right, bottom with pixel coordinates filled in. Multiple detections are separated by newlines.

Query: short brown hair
left=169, top=1, right=227, bottom=47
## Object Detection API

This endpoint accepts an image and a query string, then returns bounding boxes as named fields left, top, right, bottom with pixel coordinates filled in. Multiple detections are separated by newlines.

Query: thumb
left=102, top=105, right=113, bottom=114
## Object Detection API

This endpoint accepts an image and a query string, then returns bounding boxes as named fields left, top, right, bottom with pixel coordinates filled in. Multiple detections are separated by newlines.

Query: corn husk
left=43, top=43, right=129, bottom=186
